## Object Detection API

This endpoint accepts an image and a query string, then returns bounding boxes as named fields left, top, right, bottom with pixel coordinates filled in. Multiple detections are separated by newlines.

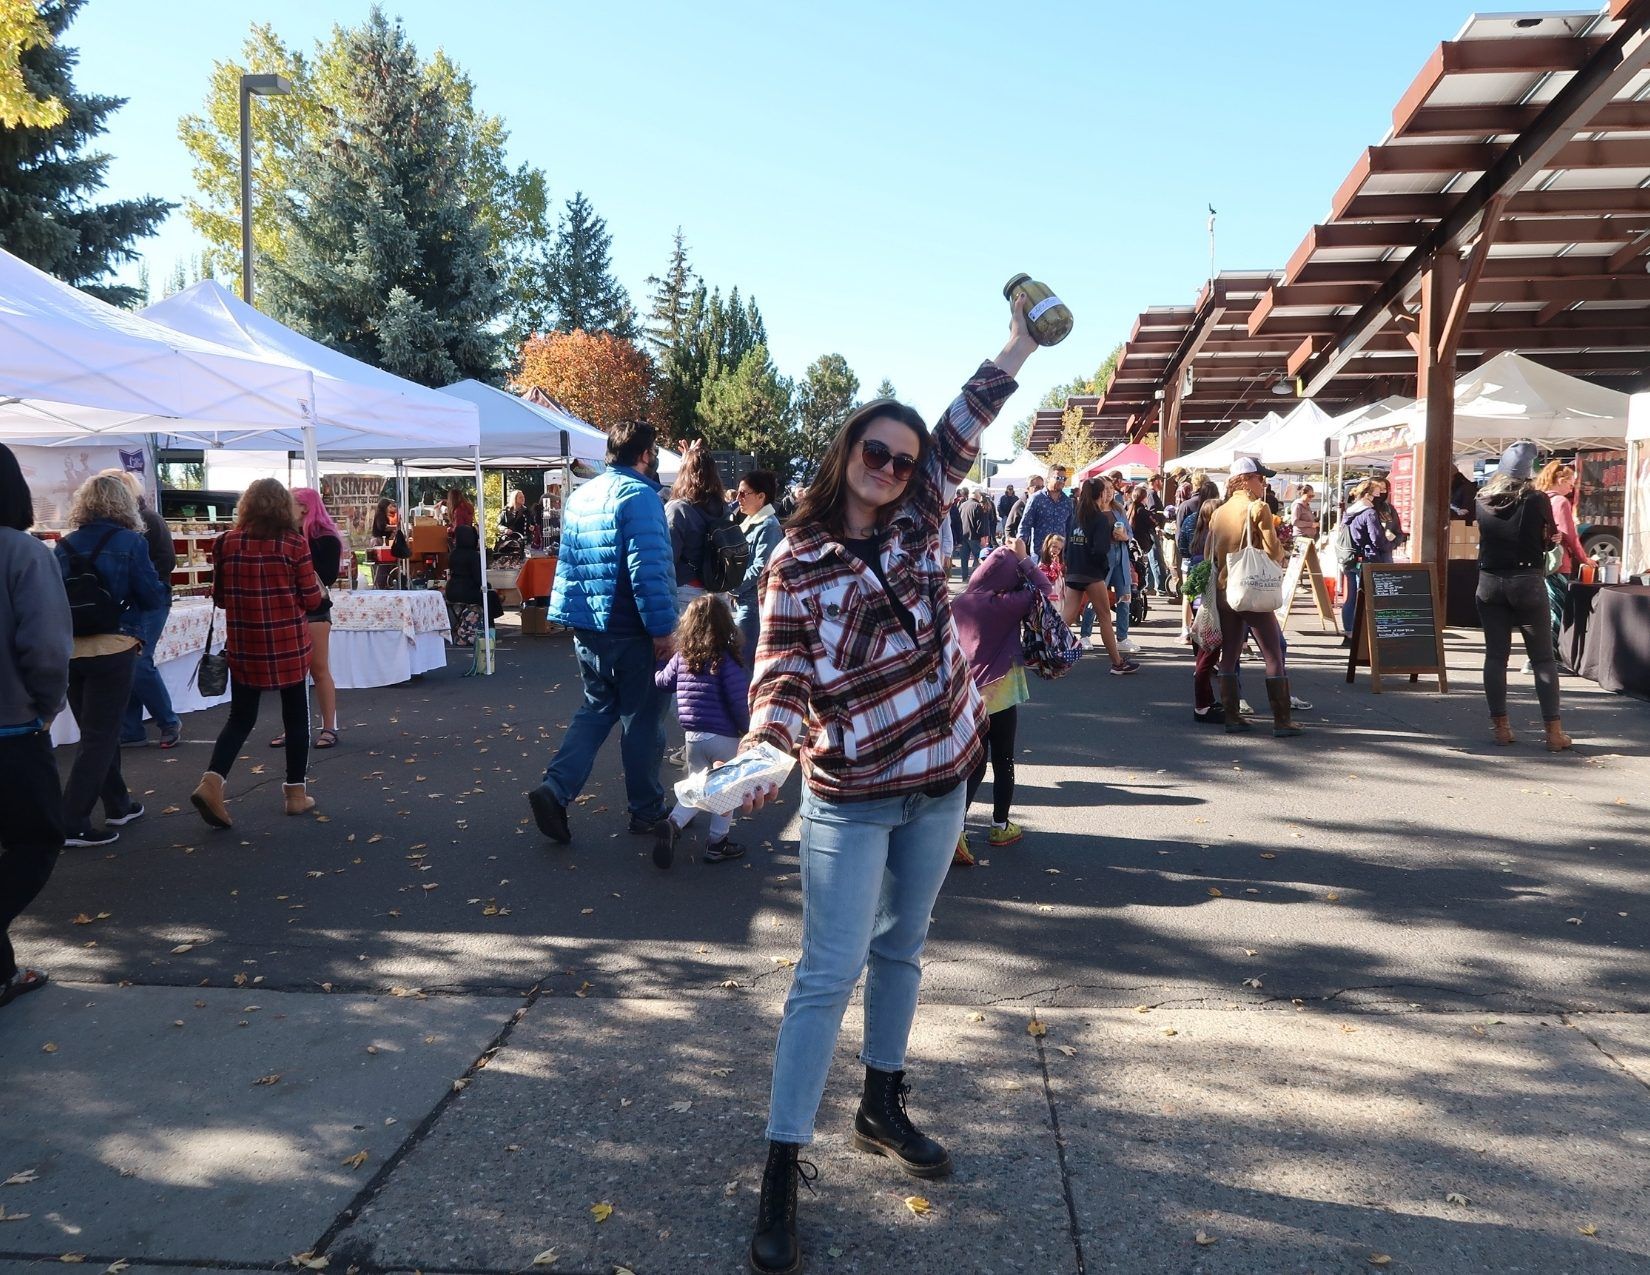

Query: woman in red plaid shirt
left=191, top=479, right=325, bottom=827
left=743, top=298, right=1041, bottom=1275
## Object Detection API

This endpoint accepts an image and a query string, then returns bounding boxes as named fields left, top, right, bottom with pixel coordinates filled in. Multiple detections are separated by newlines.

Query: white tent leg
left=302, top=428, right=319, bottom=490
left=467, top=447, right=492, bottom=676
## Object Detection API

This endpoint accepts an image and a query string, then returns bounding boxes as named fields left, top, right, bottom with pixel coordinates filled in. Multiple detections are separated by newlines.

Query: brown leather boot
left=190, top=772, right=232, bottom=829
left=1219, top=675, right=1249, bottom=733
left=1491, top=715, right=1516, bottom=746
left=1544, top=719, right=1573, bottom=753
left=282, top=782, right=316, bottom=815
left=1265, top=678, right=1303, bottom=737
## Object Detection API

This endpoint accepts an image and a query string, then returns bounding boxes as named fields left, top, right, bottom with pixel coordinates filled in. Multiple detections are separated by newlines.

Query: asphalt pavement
left=2, top=599, right=1646, bottom=1274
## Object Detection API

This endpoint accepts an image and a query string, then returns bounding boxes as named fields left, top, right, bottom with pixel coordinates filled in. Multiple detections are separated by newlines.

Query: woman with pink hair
left=271, top=488, right=344, bottom=750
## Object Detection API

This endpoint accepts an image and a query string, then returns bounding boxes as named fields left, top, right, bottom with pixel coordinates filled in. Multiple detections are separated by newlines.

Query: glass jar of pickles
left=1004, top=273, right=1073, bottom=346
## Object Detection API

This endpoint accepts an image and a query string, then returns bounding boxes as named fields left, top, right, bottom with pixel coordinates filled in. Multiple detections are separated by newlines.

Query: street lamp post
left=238, top=73, right=292, bottom=305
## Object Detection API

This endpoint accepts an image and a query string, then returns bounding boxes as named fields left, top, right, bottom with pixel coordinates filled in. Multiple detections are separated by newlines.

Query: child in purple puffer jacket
left=653, top=594, right=751, bottom=868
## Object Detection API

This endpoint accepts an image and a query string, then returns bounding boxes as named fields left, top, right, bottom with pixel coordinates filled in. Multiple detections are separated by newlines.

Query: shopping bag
left=1020, top=587, right=1082, bottom=680
left=193, top=608, right=229, bottom=698
left=1224, top=516, right=1285, bottom=612
left=1191, top=585, right=1222, bottom=653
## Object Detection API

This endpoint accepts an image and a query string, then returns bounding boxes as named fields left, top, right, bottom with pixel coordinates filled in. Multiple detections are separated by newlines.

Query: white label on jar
left=1028, top=295, right=1064, bottom=323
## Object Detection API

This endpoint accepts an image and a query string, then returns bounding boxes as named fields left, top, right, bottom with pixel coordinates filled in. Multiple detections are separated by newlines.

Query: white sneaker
left=1088, top=636, right=1107, bottom=651
left=1239, top=699, right=1256, bottom=716
left=1118, top=639, right=1139, bottom=655
left=1177, top=627, right=1192, bottom=645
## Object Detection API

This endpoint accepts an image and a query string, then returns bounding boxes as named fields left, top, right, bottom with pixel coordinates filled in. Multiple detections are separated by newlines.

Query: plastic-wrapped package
left=674, top=741, right=795, bottom=815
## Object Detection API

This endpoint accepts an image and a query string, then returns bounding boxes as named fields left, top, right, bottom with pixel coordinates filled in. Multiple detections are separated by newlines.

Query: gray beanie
left=1496, top=441, right=1538, bottom=480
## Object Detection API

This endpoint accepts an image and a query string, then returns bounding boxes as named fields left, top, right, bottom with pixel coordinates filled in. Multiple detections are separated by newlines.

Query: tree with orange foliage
left=514, top=329, right=653, bottom=431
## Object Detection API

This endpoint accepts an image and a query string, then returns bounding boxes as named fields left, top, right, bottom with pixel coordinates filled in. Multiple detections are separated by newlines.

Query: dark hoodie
left=951, top=547, right=1052, bottom=693
left=446, top=525, right=483, bottom=604
left=1476, top=482, right=1554, bottom=574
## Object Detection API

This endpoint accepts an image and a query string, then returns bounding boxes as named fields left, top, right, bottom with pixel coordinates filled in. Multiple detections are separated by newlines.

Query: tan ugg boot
left=190, top=772, right=232, bottom=829
left=282, top=782, right=316, bottom=815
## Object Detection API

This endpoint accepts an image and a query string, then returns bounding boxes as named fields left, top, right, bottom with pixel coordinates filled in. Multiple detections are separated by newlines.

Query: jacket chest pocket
left=806, top=581, right=882, bottom=676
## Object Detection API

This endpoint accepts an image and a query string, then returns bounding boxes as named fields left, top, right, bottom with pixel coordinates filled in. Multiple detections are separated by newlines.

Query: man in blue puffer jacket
left=529, top=420, right=678, bottom=843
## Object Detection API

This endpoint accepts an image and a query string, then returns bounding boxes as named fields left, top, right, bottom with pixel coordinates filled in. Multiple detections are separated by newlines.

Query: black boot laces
left=759, top=1153, right=819, bottom=1227
left=886, top=1079, right=918, bottom=1138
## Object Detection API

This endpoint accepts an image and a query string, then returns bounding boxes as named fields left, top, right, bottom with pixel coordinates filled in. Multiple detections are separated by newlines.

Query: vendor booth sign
left=11, top=443, right=150, bottom=525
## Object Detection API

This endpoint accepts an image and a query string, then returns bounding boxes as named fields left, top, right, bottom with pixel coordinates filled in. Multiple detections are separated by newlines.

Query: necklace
left=844, top=521, right=879, bottom=538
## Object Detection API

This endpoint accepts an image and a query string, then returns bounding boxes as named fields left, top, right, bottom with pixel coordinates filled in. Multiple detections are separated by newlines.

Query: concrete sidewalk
left=4, top=984, right=1649, bottom=1273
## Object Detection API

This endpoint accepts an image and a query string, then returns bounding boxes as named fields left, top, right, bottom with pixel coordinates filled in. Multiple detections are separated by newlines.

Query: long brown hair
left=790, top=399, right=930, bottom=535
left=675, top=593, right=743, bottom=674
left=670, top=445, right=724, bottom=507
left=1074, top=477, right=1108, bottom=528
left=237, top=477, right=301, bottom=538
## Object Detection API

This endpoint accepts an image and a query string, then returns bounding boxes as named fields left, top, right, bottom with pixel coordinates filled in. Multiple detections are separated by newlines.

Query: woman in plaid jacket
left=191, top=479, right=325, bottom=827
left=742, top=298, right=1041, bottom=1275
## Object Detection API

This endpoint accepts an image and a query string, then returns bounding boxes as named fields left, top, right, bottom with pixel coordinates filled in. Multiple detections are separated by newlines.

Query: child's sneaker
left=653, top=818, right=679, bottom=869
left=703, top=837, right=745, bottom=863
left=987, top=821, right=1022, bottom=847
left=952, top=832, right=975, bottom=867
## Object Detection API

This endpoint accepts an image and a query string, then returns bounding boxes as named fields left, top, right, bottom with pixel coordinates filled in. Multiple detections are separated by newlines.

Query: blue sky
left=72, top=0, right=1569, bottom=457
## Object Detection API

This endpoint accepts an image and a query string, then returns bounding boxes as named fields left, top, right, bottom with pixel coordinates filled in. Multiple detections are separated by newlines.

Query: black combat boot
left=748, top=1140, right=815, bottom=1275
left=851, top=1066, right=953, bottom=1179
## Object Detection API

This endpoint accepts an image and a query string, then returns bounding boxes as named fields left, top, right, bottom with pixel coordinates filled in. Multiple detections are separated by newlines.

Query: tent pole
left=473, top=447, right=491, bottom=675
left=302, top=428, right=319, bottom=490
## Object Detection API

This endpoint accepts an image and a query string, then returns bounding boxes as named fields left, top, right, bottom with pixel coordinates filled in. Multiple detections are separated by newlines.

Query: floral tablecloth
left=154, top=596, right=226, bottom=665
left=328, top=589, right=451, bottom=640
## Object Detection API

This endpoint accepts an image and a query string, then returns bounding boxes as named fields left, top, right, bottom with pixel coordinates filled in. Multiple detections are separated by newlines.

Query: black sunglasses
left=860, top=438, right=918, bottom=481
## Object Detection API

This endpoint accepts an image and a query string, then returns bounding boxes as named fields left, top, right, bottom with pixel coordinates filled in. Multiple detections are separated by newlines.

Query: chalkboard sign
left=1344, top=562, right=1448, bottom=693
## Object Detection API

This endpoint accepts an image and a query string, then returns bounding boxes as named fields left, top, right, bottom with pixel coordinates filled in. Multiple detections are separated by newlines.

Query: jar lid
left=1003, top=273, right=1031, bottom=298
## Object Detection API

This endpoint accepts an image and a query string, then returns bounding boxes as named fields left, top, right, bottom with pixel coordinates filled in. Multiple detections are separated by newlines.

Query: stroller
left=1127, top=538, right=1150, bottom=626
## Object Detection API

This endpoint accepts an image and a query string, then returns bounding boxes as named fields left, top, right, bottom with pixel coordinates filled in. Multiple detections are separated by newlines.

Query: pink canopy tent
left=1079, top=441, right=1158, bottom=480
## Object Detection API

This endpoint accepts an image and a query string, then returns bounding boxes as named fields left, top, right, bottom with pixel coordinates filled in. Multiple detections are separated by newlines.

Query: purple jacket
left=656, top=650, right=751, bottom=738
left=951, top=547, right=1050, bottom=692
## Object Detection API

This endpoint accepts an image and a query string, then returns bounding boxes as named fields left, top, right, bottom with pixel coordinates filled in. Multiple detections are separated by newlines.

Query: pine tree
left=542, top=190, right=635, bottom=339
left=795, top=354, right=859, bottom=481
left=875, top=378, right=897, bottom=400
left=643, top=227, right=694, bottom=356
left=265, top=7, right=503, bottom=385
left=697, top=343, right=797, bottom=474
left=0, top=0, right=170, bottom=306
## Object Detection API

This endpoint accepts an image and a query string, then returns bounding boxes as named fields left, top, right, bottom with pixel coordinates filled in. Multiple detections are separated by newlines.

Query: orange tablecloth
left=516, top=557, right=557, bottom=601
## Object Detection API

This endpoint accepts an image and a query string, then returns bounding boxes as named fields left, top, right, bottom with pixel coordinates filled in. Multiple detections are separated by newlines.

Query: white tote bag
left=1224, top=513, right=1285, bottom=613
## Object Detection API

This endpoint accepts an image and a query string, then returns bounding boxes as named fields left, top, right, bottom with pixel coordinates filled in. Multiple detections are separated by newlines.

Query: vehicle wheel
left=1582, top=528, right=1622, bottom=561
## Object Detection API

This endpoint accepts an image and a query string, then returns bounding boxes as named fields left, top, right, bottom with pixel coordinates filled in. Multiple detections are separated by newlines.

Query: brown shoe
left=190, top=772, right=232, bottom=829
left=1219, top=675, right=1250, bottom=733
left=1491, top=715, right=1516, bottom=746
left=1543, top=720, right=1573, bottom=753
left=1265, top=678, right=1304, bottom=738
left=283, top=782, right=316, bottom=815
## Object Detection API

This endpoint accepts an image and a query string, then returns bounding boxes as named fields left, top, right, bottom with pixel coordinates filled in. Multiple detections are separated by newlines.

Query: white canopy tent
left=989, top=450, right=1049, bottom=488
left=141, top=281, right=480, bottom=476
left=1626, top=392, right=1649, bottom=579
left=1337, top=352, right=1629, bottom=463
left=1257, top=400, right=1344, bottom=470
left=0, top=248, right=314, bottom=448
left=1171, top=411, right=1285, bottom=473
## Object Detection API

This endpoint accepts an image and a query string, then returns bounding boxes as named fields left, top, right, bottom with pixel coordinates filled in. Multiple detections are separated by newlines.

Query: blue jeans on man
left=121, top=605, right=180, bottom=744
left=541, top=628, right=668, bottom=822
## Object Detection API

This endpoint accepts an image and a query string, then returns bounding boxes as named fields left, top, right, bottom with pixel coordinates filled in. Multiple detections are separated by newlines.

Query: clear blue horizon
left=71, top=0, right=1570, bottom=458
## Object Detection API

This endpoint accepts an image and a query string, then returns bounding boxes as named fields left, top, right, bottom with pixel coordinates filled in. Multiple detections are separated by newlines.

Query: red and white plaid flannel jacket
left=747, top=360, right=1018, bottom=803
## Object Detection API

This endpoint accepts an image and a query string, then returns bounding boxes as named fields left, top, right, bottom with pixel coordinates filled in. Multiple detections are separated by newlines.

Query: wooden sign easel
left=1275, top=541, right=1337, bottom=632
left=1345, top=562, right=1448, bottom=693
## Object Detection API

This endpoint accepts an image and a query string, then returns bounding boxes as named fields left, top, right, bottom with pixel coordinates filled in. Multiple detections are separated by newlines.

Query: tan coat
left=1207, top=491, right=1285, bottom=591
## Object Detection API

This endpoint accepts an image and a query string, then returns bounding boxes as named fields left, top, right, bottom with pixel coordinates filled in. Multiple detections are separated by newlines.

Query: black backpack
left=700, top=509, right=751, bottom=593
left=60, top=529, right=123, bottom=637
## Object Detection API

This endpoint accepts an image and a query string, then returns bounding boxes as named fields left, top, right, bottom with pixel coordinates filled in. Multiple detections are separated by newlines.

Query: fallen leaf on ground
left=1056, top=1044, right=1077, bottom=1057
left=967, top=1011, right=986, bottom=1022
left=1242, top=978, right=1263, bottom=989
left=0, top=1204, right=30, bottom=1221
left=104, top=1264, right=129, bottom=1274
left=1162, top=1028, right=1178, bottom=1036
left=1325, top=892, right=1341, bottom=903
left=668, top=1100, right=692, bottom=1113
left=719, top=979, right=740, bottom=989
left=342, top=1150, right=369, bottom=1170
left=1206, top=886, right=1224, bottom=897
left=530, top=1253, right=558, bottom=1268
left=590, top=1201, right=614, bottom=1223
left=1578, top=1223, right=1599, bottom=1236
left=60, top=1259, right=87, bottom=1266
left=290, top=1256, right=328, bottom=1271
left=904, top=1195, right=931, bottom=1216
left=772, top=956, right=795, bottom=967
left=1194, top=1231, right=1217, bottom=1246
left=252, top=1074, right=281, bottom=1086
left=1259, top=851, right=1277, bottom=859
left=1445, top=1192, right=1470, bottom=1206
left=71, top=913, right=95, bottom=926
left=41, top=1042, right=57, bottom=1054
left=4, top=1170, right=39, bottom=1185
left=170, top=944, right=195, bottom=954
left=1026, top=1015, right=1047, bottom=1038
left=1368, top=1255, right=1391, bottom=1267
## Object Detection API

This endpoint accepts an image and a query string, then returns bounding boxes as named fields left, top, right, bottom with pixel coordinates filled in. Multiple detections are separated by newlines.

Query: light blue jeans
left=765, top=781, right=965, bottom=1144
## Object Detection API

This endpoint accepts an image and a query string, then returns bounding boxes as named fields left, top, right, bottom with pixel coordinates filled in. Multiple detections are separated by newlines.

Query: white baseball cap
left=1230, top=456, right=1277, bottom=478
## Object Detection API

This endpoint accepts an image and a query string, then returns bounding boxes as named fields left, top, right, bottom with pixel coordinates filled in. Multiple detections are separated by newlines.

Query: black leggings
left=965, top=706, right=1018, bottom=825
left=209, top=682, right=309, bottom=785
